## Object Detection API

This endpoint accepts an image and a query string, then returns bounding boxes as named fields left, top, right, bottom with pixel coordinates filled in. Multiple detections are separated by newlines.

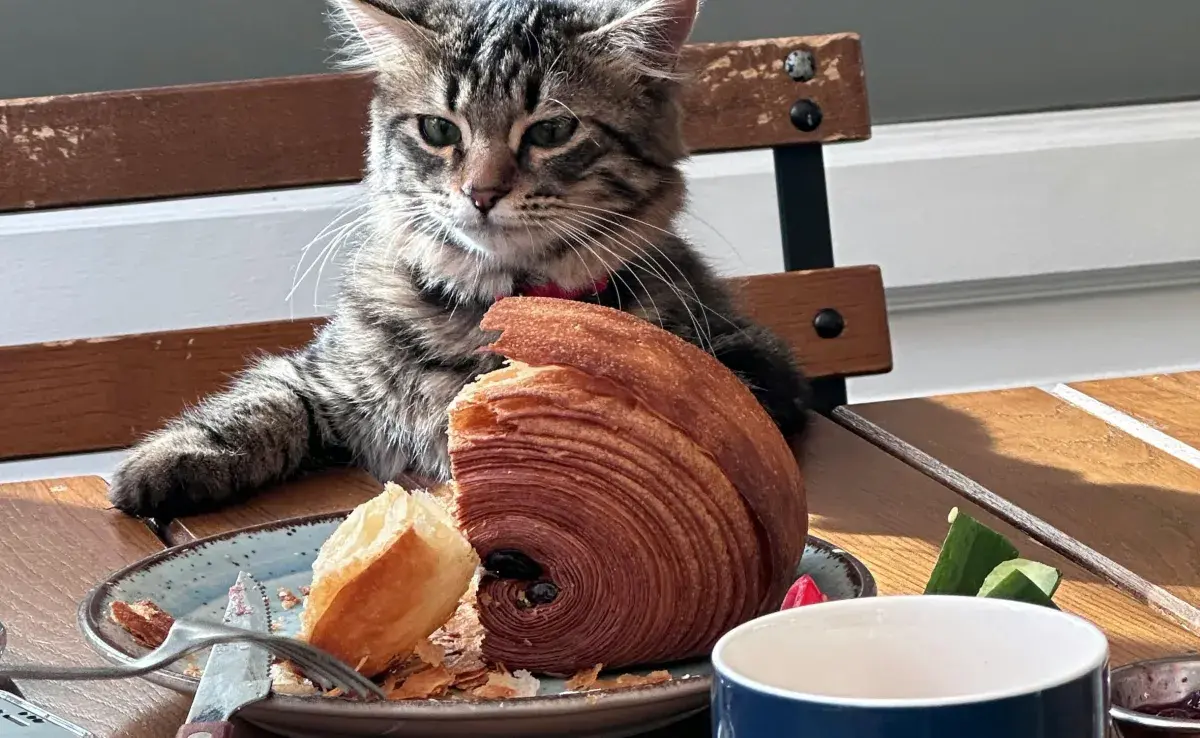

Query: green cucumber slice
left=978, top=559, right=1061, bottom=599
left=979, top=569, right=1060, bottom=608
left=924, top=508, right=1020, bottom=596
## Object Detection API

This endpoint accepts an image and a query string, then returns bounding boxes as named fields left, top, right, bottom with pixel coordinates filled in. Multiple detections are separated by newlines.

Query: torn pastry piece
left=299, top=482, right=479, bottom=678
left=565, top=664, right=603, bottom=692
left=449, top=298, right=807, bottom=675
left=110, top=599, right=174, bottom=649
left=471, top=668, right=541, bottom=699
left=270, top=661, right=319, bottom=696
left=389, top=665, right=456, bottom=700
left=565, top=664, right=672, bottom=692
left=593, top=670, right=672, bottom=690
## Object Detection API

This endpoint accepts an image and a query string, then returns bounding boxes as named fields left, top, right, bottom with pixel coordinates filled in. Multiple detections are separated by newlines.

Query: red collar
left=509, top=276, right=610, bottom=301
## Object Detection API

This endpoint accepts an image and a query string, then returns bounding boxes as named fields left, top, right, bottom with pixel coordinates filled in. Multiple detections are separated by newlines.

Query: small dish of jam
left=1111, top=656, right=1200, bottom=736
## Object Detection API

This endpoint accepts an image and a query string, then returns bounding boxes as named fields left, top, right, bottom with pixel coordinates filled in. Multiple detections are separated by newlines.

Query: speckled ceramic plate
left=79, top=513, right=875, bottom=738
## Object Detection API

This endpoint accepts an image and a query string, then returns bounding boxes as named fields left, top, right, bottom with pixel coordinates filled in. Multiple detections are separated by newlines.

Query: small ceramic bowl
left=1111, top=656, right=1200, bottom=737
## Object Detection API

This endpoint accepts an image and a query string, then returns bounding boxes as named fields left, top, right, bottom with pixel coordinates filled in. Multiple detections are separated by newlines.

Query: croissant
left=449, top=297, right=807, bottom=674
left=299, top=483, right=479, bottom=678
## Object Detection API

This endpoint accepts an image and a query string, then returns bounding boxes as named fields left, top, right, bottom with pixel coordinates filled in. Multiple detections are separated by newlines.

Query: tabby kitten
left=108, top=0, right=811, bottom=519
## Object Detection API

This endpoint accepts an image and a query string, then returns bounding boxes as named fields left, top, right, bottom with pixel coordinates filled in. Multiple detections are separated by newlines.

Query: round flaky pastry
left=449, top=297, right=807, bottom=675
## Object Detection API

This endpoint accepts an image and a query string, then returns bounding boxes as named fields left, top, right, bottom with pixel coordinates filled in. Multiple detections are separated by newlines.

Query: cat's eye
left=525, top=117, right=578, bottom=148
left=418, top=116, right=462, bottom=147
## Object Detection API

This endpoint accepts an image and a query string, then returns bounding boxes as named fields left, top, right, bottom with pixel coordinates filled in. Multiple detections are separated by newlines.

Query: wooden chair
left=0, top=33, right=890, bottom=463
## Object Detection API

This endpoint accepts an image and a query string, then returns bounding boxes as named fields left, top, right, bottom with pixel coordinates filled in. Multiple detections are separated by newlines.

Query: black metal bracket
left=772, top=143, right=847, bottom=415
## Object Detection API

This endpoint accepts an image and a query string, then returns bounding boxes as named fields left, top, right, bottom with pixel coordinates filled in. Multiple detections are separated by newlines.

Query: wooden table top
left=0, top=476, right=188, bottom=736
left=8, top=375, right=1200, bottom=737
left=855, top=371, right=1200, bottom=622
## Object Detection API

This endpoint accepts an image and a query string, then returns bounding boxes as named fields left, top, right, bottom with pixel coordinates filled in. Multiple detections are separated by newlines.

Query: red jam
left=780, top=575, right=828, bottom=610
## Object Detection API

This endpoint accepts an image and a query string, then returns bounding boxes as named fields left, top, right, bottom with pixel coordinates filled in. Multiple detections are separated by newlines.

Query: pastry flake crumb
left=278, top=588, right=302, bottom=610
left=565, top=664, right=604, bottom=691
left=472, top=669, right=540, bottom=699
left=182, top=663, right=204, bottom=679
left=414, top=638, right=445, bottom=667
left=430, top=600, right=486, bottom=678
left=270, top=661, right=319, bottom=696
left=110, top=599, right=174, bottom=649
left=298, top=585, right=311, bottom=596
left=593, top=670, right=672, bottom=690
left=451, top=667, right=489, bottom=691
left=389, top=665, right=455, bottom=700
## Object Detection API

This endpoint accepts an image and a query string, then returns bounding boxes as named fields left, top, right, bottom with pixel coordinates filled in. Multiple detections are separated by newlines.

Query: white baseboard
left=4, top=100, right=1200, bottom=402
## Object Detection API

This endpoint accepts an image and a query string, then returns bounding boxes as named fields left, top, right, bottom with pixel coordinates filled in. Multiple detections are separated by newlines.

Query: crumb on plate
left=278, top=587, right=302, bottom=610
left=389, top=665, right=455, bottom=700
left=472, top=668, right=540, bottom=699
left=110, top=599, right=174, bottom=649
left=565, top=664, right=604, bottom=691
left=593, top=670, right=672, bottom=690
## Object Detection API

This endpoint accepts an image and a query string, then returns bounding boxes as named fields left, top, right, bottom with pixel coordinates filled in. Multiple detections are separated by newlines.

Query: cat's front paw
left=109, top=426, right=237, bottom=519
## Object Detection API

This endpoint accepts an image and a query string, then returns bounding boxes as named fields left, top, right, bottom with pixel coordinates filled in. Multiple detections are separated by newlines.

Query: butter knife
left=175, top=572, right=272, bottom=738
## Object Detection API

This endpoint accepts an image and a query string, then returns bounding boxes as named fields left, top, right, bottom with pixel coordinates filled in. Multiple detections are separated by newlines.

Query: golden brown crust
left=478, top=297, right=807, bottom=607
left=449, top=297, right=807, bottom=674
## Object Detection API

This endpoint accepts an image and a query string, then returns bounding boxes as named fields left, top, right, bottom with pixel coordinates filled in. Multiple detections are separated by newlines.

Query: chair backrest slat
left=0, top=268, right=888, bottom=461
left=0, top=34, right=868, bottom=214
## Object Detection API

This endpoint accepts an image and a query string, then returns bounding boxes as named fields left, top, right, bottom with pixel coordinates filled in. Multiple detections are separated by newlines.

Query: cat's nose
left=463, top=184, right=511, bottom=215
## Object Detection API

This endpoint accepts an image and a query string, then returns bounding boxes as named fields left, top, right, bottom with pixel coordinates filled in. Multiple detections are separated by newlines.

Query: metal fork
left=0, top=618, right=385, bottom=700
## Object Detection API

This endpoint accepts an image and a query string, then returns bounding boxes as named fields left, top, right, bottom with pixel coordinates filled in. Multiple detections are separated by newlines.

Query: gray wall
left=2, top=0, right=1198, bottom=123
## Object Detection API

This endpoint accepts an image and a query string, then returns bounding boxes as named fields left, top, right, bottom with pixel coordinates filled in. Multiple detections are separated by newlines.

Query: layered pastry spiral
left=449, top=298, right=807, bottom=674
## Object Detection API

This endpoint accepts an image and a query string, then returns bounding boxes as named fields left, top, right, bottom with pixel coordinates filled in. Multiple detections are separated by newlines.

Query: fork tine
left=267, top=642, right=384, bottom=699
left=251, top=636, right=378, bottom=696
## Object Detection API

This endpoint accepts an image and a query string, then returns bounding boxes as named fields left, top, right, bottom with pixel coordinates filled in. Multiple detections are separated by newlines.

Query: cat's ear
left=585, top=0, right=701, bottom=77
left=327, top=0, right=426, bottom=70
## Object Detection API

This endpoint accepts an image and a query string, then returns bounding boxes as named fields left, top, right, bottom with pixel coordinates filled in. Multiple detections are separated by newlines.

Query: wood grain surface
left=164, top=467, right=383, bottom=545
left=0, top=476, right=188, bottom=736
left=1070, top=372, right=1200, bottom=449
left=800, top=417, right=1200, bottom=663
left=728, top=266, right=891, bottom=379
left=855, top=387, right=1200, bottom=621
left=0, top=267, right=891, bottom=461
left=0, top=34, right=869, bottom=213
left=163, top=415, right=1200, bottom=666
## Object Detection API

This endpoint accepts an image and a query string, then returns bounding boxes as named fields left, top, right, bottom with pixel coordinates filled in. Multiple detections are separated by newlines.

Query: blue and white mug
left=712, top=595, right=1109, bottom=737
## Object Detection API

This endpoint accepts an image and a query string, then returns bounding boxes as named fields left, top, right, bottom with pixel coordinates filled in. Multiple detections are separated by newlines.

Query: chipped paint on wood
left=3, top=34, right=869, bottom=213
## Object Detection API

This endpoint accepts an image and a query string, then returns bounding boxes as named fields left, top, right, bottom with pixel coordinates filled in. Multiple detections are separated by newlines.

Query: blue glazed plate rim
left=78, top=511, right=874, bottom=720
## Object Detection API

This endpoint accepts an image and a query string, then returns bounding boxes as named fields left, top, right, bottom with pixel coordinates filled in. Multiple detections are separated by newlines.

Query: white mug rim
left=712, top=595, right=1109, bottom=709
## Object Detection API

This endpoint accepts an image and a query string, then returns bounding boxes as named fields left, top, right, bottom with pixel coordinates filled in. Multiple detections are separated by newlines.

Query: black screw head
left=526, top=581, right=560, bottom=606
left=483, top=549, right=543, bottom=580
left=785, top=50, right=816, bottom=82
left=789, top=99, right=824, bottom=133
left=813, top=308, right=845, bottom=339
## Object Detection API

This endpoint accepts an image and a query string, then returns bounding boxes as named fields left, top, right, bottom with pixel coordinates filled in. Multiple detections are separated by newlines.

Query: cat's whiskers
left=558, top=211, right=714, bottom=351
left=289, top=203, right=373, bottom=306
left=288, top=218, right=366, bottom=304
left=536, top=219, right=641, bottom=318
left=563, top=215, right=710, bottom=350
left=313, top=217, right=374, bottom=310
left=550, top=217, right=664, bottom=331
left=562, top=205, right=743, bottom=336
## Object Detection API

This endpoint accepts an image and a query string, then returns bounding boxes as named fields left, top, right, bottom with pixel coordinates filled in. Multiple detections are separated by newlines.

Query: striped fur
left=108, top=0, right=810, bottom=519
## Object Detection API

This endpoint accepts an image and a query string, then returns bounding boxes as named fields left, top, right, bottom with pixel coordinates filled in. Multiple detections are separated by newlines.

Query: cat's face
left=332, top=0, right=697, bottom=272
